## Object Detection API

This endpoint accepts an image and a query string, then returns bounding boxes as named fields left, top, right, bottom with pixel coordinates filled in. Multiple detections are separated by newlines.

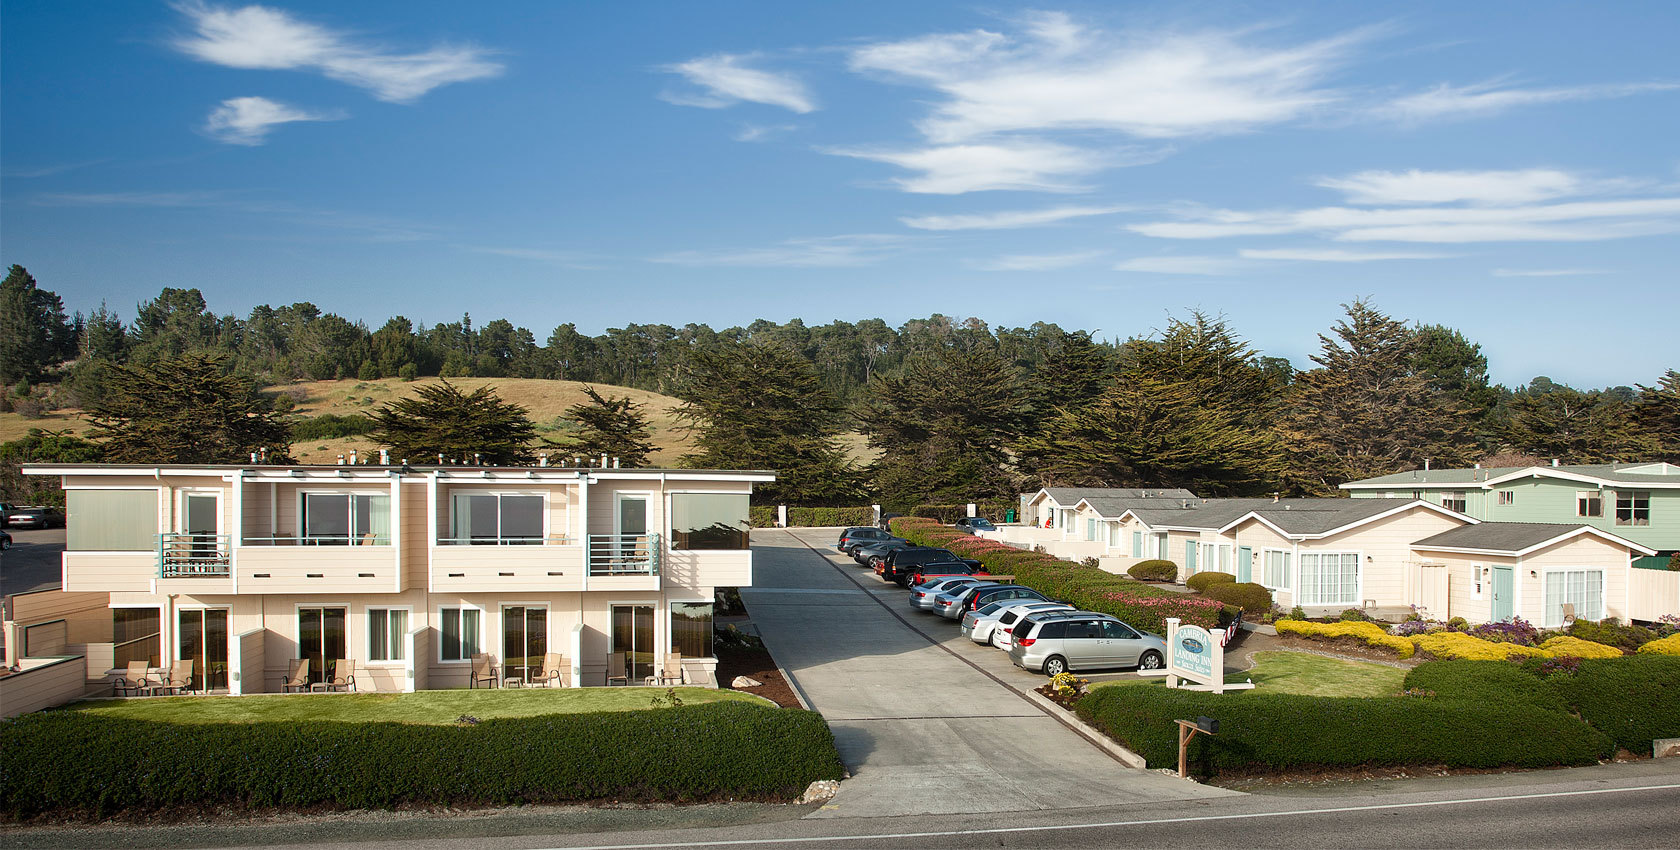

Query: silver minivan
left=1006, top=611, right=1168, bottom=676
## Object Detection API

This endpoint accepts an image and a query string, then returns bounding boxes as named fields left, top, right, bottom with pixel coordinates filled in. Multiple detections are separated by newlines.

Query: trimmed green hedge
left=909, top=503, right=1014, bottom=523
left=0, top=703, right=843, bottom=820
left=749, top=505, right=775, bottom=528
left=1185, top=571, right=1236, bottom=593
left=1402, top=660, right=1564, bottom=710
left=748, top=506, right=876, bottom=528
left=1203, top=582, right=1273, bottom=616
left=1542, top=655, right=1680, bottom=752
left=1076, top=685, right=1612, bottom=772
left=1127, top=559, right=1178, bottom=581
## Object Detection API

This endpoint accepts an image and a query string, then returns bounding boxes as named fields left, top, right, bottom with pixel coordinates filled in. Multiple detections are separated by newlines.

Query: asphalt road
left=0, top=526, right=65, bottom=599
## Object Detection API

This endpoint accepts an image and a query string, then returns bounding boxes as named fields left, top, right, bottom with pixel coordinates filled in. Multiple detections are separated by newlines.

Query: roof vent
left=1551, top=458, right=1560, bottom=467
left=1424, top=458, right=1431, bottom=471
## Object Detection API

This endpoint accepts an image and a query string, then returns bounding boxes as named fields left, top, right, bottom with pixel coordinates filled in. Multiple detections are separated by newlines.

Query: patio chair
left=646, top=651, right=684, bottom=686
left=157, top=659, right=195, bottom=696
left=317, top=659, right=356, bottom=692
left=606, top=651, right=629, bottom=686
left=281, top=658, right=310, bottom=693
left=114, top=661, right=154, bottom=696
left=528, top=652, right=567, bottom=688
left=469, top=653, right=499, bottom=688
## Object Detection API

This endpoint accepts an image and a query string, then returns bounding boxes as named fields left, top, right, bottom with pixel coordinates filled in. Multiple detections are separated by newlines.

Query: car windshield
left=977, top=601, right=1011, bottom=616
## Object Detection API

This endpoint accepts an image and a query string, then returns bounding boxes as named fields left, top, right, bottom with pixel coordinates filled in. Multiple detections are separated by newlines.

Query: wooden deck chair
left=529, top=652, right=567, bottom=688
left=324, top=659, right=356, bottom=692
left=647, top=651, right=684, bottom=686
left=606, top=651, right=629, bottom=686
left=158, top=659, right=194, bottom=695
left=469, top=652, right=499, bottom=688
left=114, top=661, right=154, bottom=696
left=281, top=658, right=310, bottom=693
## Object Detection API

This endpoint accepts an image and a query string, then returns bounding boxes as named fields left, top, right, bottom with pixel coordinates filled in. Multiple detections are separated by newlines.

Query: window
left=1441, top=491, right=1467, bottom=513
left=1471, top=563, right=1485, bottom=600
left=1576, top=491, right=1603, bottom=518
left=1615, top=491, right=1650, bottom=526
left=439, top=607, right=481, bottom=661
left=1542, top=570, right=1603, bottom=627
left=1496, top=490, right=1514, bottom=506
left=1086, top=518, right=1097, bottom=542
left=670, top=493, right=750, bottom=550
left=368, top=608, right=409, bottom=662
left=1217, top=544, right=1233, bottom=573
left=67, top=490, right=156, bottom=551
left=671, top=601, right=714, bottom=658
left=451, top=493, right=544, bottom=544
left=1262, top=550, right=1292, bottom=590
left=1132, top=531, right=1143, bottom=558
left=302, top=492, right=390, bottom=545
left=1299, top=552, right=1359, bottom=606
left=113, top=608, right=161, bottom=667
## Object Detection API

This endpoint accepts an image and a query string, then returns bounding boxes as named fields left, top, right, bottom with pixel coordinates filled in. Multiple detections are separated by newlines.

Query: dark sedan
left=5, top=506, right=64, bottom=529
left=954, top=517, right=998, bottom=533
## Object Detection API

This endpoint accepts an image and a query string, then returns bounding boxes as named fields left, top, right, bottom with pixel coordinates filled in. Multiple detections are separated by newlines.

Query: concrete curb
left=1018, top=687, right=1149, bottom=769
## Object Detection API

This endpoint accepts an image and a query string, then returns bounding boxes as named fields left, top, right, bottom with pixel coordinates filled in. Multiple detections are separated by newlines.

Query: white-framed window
left=1542, top=569, right=1604, bottom=627
left=1086, top=518, right=1098, bottom=542
left=66, top=489, right=157, bottom=551
left=367, top=607, right=410, bottom=662
left=1261, top=549, right=1292, bottom=590
left=1496, top=490, right=1515, bottom=506
left=1299, top=552, right=1359, bottom=606
left=1217, top=544, right=1233, bottom=573
left=1615, top=491, right=1650, bottom=526
left=1107, top=522, right=1122, bottom=548
left=1132, top=531, right=1143, bottom=558
left=1441, top=491, right=1466, bottom=513
left=1577, top=491, right=1604, bottom=518
left=451, top=492, right=545, bottom=544
left=302, top=491, right=391, bottom=545
left=438, top=606, right=481, bottom=662
left=1470, top=563, right=1485, bottom=600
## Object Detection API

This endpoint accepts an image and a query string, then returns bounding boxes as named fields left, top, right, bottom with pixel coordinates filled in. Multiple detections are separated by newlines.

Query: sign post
left=1175, top=716, right=1219, bottom=779
left=1137, top=617, right=1254, bottom=694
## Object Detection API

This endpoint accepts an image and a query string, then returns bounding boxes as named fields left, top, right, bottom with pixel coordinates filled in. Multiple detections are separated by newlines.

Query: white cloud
left=1491, top=267, right=1610, bottom=277
left=662, top=53, right=815, bottom=113
left=847, top=12, right=1368, bottom=143
left=1240, top=248, right=1451, bottom=262
left=172, top=2, right=502, bottom=103
left=1113, top=255, right=1244, bottom=275
left=900, top=204, right=1126, bottom=230
left=733, top=123, right=798, bottom=142
left=968, top=250, right=1104, bottom=271
left=649, top=234, right=913, bottom=267
left=1378, top=80, right=1679, bottom=123
left=1316, top=169, right=1624, bottom=206
left=1130, top=196, right=1680, bottom=243
left=825, top=139, right=1123, bottom=194
left=203, top=96, right=342, bottom=145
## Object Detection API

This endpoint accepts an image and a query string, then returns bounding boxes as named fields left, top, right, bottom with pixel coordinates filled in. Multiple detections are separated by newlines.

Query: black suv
left=878, top=546, right=982, bottom=586
left=836, top=526, right=892, bottom=554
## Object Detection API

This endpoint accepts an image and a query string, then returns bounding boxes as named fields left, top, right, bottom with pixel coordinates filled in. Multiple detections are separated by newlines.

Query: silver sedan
left=909, top=577, right=986, bottom=612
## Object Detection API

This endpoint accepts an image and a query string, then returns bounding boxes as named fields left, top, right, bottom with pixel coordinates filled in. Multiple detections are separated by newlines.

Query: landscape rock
left=797, top=779, right=841, bottom=804
left=731, top=675, right=763, bottom=688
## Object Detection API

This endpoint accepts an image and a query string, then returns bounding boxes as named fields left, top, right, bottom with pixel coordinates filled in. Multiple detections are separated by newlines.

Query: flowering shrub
left=1047, top=671, right=1089, bottom=698
left=1537, top=635, right=1623, bottom=659
left=1656, top=614, right=1680, bottom=636
left=1391, top=619, right=1447, bottom=637
left=1275, top=619, right=1416, bottom=658
left=1412, top=631, right=1548, bottom=661
left=1469, top=617, right=1540, bottom=646
left=1637, top=633, right=1680, bottom=656
left=1537, top=656, right=1583, bottom=676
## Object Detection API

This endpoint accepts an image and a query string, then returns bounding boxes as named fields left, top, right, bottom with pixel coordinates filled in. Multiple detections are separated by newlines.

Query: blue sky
left=3, top=1, right=1676, bottom=388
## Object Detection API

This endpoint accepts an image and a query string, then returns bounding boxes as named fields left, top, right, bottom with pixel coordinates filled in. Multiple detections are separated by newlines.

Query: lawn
left=1092, top=650, right=1406, bottom=698
left=66, top=686, right=764, bottom=725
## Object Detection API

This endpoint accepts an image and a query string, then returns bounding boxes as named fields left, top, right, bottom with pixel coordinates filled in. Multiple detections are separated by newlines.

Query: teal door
left=1237, top=547, right=1253, bottom=583
left=1184, top=541, right=1198, bottom=574
left=1490, top=565, right=1514, bottom=622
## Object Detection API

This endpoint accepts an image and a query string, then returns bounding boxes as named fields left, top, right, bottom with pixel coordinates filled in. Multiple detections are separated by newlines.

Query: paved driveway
left=743, top=529, right=1235, bottom=819
left=1, top=526, right=65, bottom=598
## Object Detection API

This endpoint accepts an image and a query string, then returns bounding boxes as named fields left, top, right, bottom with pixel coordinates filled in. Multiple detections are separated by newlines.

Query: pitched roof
left=1034, top=487, right=1196, bottom=506
left=1410, top=522, right=1655, bottom=556
left=1341, top=462, right=1680, bottom=489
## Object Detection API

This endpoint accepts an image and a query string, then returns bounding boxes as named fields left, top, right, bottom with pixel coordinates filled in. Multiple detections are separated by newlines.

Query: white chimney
left=1551, top=458, right=1559, bottom=467
left=349, top=450, right=358, bottom=465
left=337, top=454, right=346, bottom=465
left=379, top=449, right=390, bottom=465
left=539, top=454, right=549, bottom=467
left=1424, top=458, right=1431, bottom=471
left=612, top=457, right=620, bottom=469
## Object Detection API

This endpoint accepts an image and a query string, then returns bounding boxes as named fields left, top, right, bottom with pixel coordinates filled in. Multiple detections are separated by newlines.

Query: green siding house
left=1342, top=462, right=1679, bottom=568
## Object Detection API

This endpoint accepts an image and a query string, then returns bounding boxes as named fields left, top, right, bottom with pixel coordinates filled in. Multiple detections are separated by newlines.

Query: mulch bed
left=715, top=644, right=802, bottom=709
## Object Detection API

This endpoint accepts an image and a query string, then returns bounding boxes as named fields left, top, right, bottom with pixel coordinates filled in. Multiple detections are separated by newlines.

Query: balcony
left=430, top=535, right=585, bottom=593
left=158, top=533, right=231, bottom=578
left=236, top=535, right=399, bottom=594
left=586, top=533, right=662, bottom=591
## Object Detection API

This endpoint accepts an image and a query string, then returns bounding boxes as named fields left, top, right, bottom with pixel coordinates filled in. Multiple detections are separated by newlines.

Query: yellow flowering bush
left=1413, top=631, right=1548, bottom=661
left=1275, top=619, right=1416, bottom=658
left=1636, top=633, right=1680, bottom=656
left=1537, top=635, right=1623, bottom=659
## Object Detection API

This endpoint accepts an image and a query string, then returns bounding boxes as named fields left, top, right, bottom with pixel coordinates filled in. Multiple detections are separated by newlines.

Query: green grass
left=1092, top=650, right=1405, bottom=698
left=65, top=687, right=763, bottom=725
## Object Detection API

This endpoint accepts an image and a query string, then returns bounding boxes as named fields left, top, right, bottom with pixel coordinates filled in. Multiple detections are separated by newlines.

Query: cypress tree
left=563, top=385, right=656, bottom=468
left=370, top=380, right=537, bottom=465
left=87, top=354, right=293, bottom=463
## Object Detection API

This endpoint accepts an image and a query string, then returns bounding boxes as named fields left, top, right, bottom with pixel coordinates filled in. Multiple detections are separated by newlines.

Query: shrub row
left=891, top=517, right=1228, bottom=634
left=746, top=506, right=881, bottom=528
left=1126, top=559, right=1178, bottom=581
left=0, top=702, right=844, bottom=821
left=1076, top=684, right=1612, bottom=772
left=1202, top=582, right=1274, bottom=616
left=906, top=503, right=1015, bottom=524
left=1185, top=571, right=1236, bottom=593
left=1276, top=619, right=1416, bottom=658
left=1566, top=618, right=1665, bottom=651
left=1276, top=619, right=1624, bottom=661
left=1639, top=633, right=1680, bottom=656
left=288, top=413, right=376, bottom=441
left=1539, top=655, right=1680, bottom=752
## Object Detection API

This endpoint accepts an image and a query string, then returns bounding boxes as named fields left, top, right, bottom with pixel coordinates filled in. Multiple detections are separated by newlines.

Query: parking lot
left=744, top=528, right=1234, bottom=819
left=1, top=526, right=65, bottom=598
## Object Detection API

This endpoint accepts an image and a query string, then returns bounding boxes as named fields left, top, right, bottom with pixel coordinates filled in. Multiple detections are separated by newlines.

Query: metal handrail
left=436, top=534, right=574, bottom=546
left=158, top=532, right=231, bottom=577
left=587, top=533, right=662, bottom=576
left=240, top=535, right=393, bottom=546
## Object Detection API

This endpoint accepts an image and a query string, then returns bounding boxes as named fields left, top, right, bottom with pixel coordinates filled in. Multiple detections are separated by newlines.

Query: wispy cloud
left=900, top=204, right=1127, bottom=230
left=35, top=190, right=432, bottom=242
left=824, top=140, right=1128, bottom=194
left=1377, top=79, right=1679, bottom=123
left=1, top=159, right=110, bottom=179
left=1316, top=168, right=1639, bottom=206
left=662, top=53, right=815, bottom=113
left=203, top=96, right=343, bottom=145
left=1113, top=255, right=1244, bottom=275
left=733, top=123, right=798, bottom=142
left=968, top=250, right=1104, bottom=271
left=1240, top=248, right=1452, bottom=262
left=463, top=246, right=607, bottom=269
left=1491, top=267, right=1611, bottom=277
left=649, top=234, right=914, bottom=267
left=172, top=1, right=502, bottom=103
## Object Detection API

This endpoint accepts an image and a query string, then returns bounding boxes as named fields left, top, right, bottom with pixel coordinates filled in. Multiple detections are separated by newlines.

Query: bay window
left=1299, top=552, right=1359, bottom=606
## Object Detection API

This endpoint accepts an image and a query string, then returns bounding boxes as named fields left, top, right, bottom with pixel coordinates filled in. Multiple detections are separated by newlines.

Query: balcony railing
left=240, top=534, right=393, bottom=546
left=158, top=533, right=231, bottom=578
left=588, top=533, right=662, bottom=576
left=437, top=534, right=575, bottom=546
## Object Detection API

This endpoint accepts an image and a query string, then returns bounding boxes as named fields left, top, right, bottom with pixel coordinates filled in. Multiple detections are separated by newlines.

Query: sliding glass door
left=501, top=606, right=548, bottom=682
left=298, top=607, right=347, bottom=685
left=611, top=604, right=655, bottom=684
left=178, top=609, right=229, bottom=691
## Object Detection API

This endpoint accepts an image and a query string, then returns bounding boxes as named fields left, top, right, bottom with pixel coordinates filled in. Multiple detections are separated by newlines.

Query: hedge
left=1127, top=560, right=1178, bottom=581
left=909, top=503, right=1014, bottom=524
left=748, top=506, right=876, bottom=528
left=1276, top=620, right=1622, bottom=661
left=1203, top=582, right=1273, bottom=616
left=1402, top=660, right=1566, bottom=711
left=1185, top=571, right=1236, bottom=593
left=1412, top=631, right=1549, bottom=660
left=1543, top=655, right=1680, bottom=752
left=289, top=413, right=375, bottom=441
left=1537, top=635, right=1624, bottom=659
left=749, top=505, right=776, bottom=528
left=1075, top=685, right=1612, bottom=772
left=1275, top=619, right=1415, bottom=658
left=890, top=516, right=1227, bottom=634
left=1637, top=633, right=1680, bottom=656
left=0, top=702, right=844, bottom=820
left=1566, top=618, right=1662, bottom=651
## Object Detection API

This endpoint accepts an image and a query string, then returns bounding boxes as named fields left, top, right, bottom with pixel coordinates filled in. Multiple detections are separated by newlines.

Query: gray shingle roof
left=1122, top=497, right=1432, bottom=533
left=1038, top=487, right=1196, bottom=506
left=1342, top=462, right=1680, bottom=488
left=1410, top=522, right=1609, bottom=553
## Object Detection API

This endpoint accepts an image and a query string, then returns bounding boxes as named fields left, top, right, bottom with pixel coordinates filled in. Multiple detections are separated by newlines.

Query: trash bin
left=1004, top=508, right=1016, bottom=524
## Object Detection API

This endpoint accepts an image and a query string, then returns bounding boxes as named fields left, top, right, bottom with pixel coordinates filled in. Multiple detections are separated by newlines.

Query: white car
left=965, top=600, right=1072, bottom=647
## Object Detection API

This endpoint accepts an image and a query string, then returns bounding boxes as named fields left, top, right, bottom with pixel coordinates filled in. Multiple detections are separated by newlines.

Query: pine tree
left=1636, top=370, right=1680, bottom=460
left=1277, top=301, right=1479, bottom=494
left=87, top=354, right=293, bottom=463
left=0, top=265, right=75, bottom=383
left=1026, top=330, right=1111, bottom=421
left=562, top=385, right=656, bottom=467
left=674, top=341, right=861, bottom=504
left=1501, top=384, right=1649, bottom=463
left=370, top=380, right=538, bottom=465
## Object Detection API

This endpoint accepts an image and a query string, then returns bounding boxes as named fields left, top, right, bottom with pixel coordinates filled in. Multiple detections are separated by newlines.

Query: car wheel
left=1138, top=650, right=1164, bottom=671
left=1043, top=656, right=1068, bottom=677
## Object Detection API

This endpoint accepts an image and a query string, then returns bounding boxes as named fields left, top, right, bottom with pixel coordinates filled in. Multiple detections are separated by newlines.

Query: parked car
left=909, top=576, right=987, bottom=612
left=906, top=560, right=990, bottom=587
left=933, top=583, right=1047, bottom=620
left=1007, top=611, right=1167, bottom=676
left=0, top=528, right=11, bottom=549
left=878, top=546, right=981, bottom=586
left=836, top=526, right=892, bottom=554
left=954, top=517, right=998, bottom=534
left=964, top=600, right=1073, bottom=647
left=5, top=506, right=64, bottom=529
left=854, top=538, right=910, bottom=567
